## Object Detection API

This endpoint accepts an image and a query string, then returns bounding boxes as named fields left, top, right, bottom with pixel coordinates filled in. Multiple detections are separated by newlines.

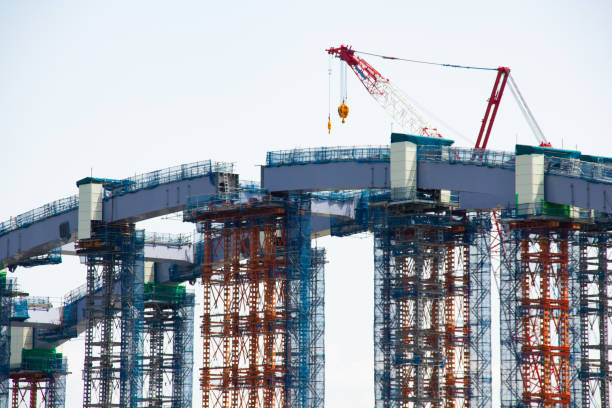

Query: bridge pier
left=187, top=193, right=325, bottom=408
left=578, top=224, right=612, bottom=408
left=76, top=222, right=144, bottom=408
left=372, top=204, right=492, bottom=408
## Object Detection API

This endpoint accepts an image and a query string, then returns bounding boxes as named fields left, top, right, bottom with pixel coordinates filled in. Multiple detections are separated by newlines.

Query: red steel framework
left=513, top=221, right=573, bottom=408
left=10, top=374, right=53, bottom=408
left=200, top=206, right=288, bottom=408
left=443, top=242, right=470, bottom=408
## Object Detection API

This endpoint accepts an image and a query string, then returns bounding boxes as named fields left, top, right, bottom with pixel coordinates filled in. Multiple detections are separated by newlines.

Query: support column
left=193, top=194, right=323, bottom=408
left=0, top=270, right=11, bottom=408
left=373, top=209, right=485, bottom=408
left=140, top=282, right=194, bottom=408
left=199, top=206, right=289, bottom=408
left=78, top=223, right=144, bottom=408
left=579, top=229, right=612, bottom=408
left=500, top=221, right=578, bottom=408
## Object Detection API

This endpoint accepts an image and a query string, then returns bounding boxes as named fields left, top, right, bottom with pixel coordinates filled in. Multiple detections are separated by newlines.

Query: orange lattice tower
left=199, top=206, right=288, bottom=408
left=514, top=222, right=573, bottom=408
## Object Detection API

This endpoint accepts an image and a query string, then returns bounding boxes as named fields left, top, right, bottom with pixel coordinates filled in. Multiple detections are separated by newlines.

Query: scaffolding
left=9, top=373, right=65, bottom=408
left=9, top=349, right=67, bottom=408
left=1, top=270, right=11, bottom=408
left=468, top=216, right=493, bottom=408
left=577, top=224, right=612, bottom=408
left=499, top=219, right=583, bottom=408
left=189, top=192, right=324, bottom=408
left=372, top=206, right=491, bottom=408
left=76, top=222, right=144, bottom=408
left=141, top=283, right=194, bottom=408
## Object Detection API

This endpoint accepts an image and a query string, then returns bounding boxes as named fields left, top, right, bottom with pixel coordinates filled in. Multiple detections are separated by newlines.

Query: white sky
left=1, top=1, right=611, bottom=407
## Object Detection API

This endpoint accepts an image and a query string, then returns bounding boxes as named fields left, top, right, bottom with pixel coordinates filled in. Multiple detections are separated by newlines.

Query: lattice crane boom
left=327, top=45, right=441, bottom=138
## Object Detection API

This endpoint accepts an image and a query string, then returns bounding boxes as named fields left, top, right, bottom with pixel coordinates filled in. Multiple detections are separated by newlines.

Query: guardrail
left=144, top=232, right=193, bottom=247
left=418, top=146, right=516, bottom=169
left=545, top=157, right=612, bottom=184
left=0, top=195, right=78, bottom=238
left=104, top=160, right=235, bottom=198
left=266, top=146, right=390, bottom=166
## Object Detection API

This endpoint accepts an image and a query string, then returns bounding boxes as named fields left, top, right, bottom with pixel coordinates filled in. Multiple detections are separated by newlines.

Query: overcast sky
left=1, top=1, right=611, bottom=407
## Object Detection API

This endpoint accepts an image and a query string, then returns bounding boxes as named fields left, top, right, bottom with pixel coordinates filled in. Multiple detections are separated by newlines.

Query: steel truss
left=9, top=373, right=65, bottom=408
left=373, top=208, right=491, bottom=408
left=141, top=284, right=194, bottom=408
left=77, top=222, right=144, bottom=408
left=193, top=195, right=324, bottom=408
left=578, top=226, right=612, bottom=408
left=500, top=220, right=582, bottom=408
left=1, top=271, right=11, bottom=408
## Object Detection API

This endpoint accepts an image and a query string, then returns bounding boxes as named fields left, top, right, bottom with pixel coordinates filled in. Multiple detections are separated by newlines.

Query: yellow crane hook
left=338, top=101, right=349, bottom=123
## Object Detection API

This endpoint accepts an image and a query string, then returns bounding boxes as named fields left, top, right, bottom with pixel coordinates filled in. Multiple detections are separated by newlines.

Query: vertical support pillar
left=140, top=282, right=194, bottom=408
left=500, top=221, right=578, bottom=408
left=79, top=223, right=144, bottom=408
left=467, top=217, right=492, bottom=408
left=198, top=205, right=289, bottom=408
left=578, top=229, right=612, bottom=408
left=172, top=292, right=194, bottom=408
left=0, top=270, right=10, bottom=408
left=120, top=229, right=144, bottom=408
left=373, top=208, right=393, bottom=408
left=374, top=210, right=491, bottom=408
left=514, top=153, right=544, bottom=216
left=390, top=139, right=417, bottom=201
left=195, top=195, right=322, bottom=408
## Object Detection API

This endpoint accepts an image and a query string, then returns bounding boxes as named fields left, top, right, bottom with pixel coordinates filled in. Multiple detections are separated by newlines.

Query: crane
left=327, top=44, right=551, bottom=149
left=326, top=45, right=442, bottom=138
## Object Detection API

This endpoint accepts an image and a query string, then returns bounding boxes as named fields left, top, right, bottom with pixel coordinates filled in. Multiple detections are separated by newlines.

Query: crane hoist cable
left=328, top=55, right=332, bottom=134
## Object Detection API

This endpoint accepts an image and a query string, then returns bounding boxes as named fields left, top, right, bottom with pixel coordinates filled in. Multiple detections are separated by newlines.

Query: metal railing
left=144, top=232, right=193, bottom=247
left=104, top=160, right=235, bottom=198
left=62, top=274, right=106, bottom=307
left=545, top=157, right=612, bottom=184
left=0, top=195, right=78, bottom=238
left=266, top=145, right=390, bottom=166
left=418, top=146, right=516, bottom=169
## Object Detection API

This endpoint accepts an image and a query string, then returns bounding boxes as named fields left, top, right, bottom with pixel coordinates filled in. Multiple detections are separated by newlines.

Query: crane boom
left=327, top=45, right=441, bottom=138
left=475, top=67, right=510, bottom=150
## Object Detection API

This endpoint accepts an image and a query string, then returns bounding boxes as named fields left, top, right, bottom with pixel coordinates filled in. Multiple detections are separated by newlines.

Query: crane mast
left=327, top=45, right=441, bottom=138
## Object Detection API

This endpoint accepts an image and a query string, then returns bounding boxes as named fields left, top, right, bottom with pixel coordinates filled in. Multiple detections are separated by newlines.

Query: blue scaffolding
left=373, top=206, right=492, bottom=408
left=78, top=223, right=145, bottom=408
left=172, top=292, right=194, bottom=408
left=499, top=221, right=583, bottom=408
left=286, top=195, right=325, bottom=408
left=188, top=190, right=324, bottom=408
left=0, top=270, right=11, bottom=408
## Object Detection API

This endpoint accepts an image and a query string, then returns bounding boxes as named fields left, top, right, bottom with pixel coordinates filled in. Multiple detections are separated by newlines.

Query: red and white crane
left=327, top=44, right=550, bottom=149
left=327, top=45, right=442, bottom=139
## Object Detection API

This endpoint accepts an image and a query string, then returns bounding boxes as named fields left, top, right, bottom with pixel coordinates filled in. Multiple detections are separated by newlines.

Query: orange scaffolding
left=443, top=243, right=470, bottom=408
left=514, top=222, right=573, bottom=408
left=199, top=206, right=288, bottom=408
